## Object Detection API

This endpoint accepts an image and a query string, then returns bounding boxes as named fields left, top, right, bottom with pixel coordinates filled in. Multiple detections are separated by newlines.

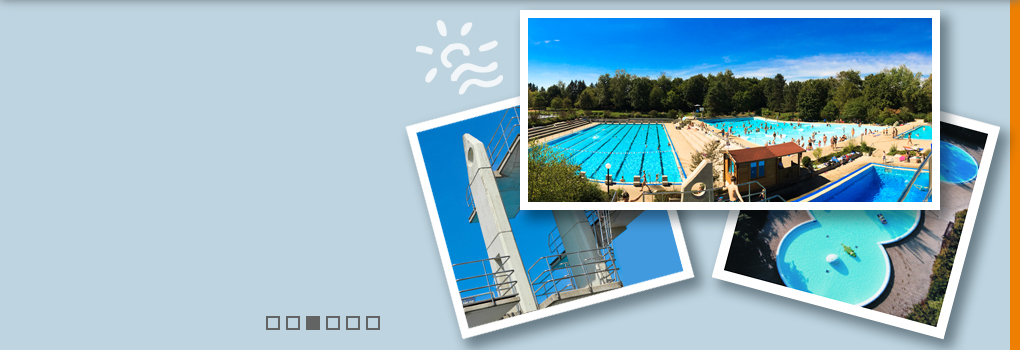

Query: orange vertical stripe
left=1011, top=1, right=1018, bottom=344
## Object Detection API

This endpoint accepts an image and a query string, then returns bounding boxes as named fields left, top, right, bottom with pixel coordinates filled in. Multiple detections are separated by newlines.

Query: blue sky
left=415, top=107, right=683, bottom=303
left=528, top=18, right=933, bottom=88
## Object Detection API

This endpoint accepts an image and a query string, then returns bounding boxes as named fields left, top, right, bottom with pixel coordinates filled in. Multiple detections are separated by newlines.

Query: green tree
left=629, top=77, right=653, bottom=111
left=842, top=97, right=868, bottom=121
left=530, top=91, right=549, bottom=109
left=821, top=100, right=840, bottom=120
left=546, top=83, right=563, bottom=100
left=577, top=88, right=598, bottom=110
left=610, top=69, right=632, bottom=110
left=832, top=70, right=864, bottom=112
left=560, top=97, right=573, bottom=110
left=766, top=73, right=786, bottom=112
left=704, top=70, right=736, bottom=116
left=783, top=80, right=802, bottom=114
left=528, top=142, right=608, bottom=202
left=680, top=74, right=709, bottom=111
left=797, top=79, right=829, bottom=120
left=596, top=73, right=612, bottom=109
left=649, top=85, right=665, bottom=111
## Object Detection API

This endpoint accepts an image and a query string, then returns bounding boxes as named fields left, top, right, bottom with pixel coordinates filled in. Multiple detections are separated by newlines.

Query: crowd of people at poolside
left=701, top=119, right=913, bottom=151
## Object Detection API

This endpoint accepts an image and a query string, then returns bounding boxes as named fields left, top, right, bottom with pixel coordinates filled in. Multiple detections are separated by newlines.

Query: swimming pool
left=896, top=125, right=932, bottom=140
left=776, top=210, right=921, bottom=306
left=702, top=117, right=866, bottom=147
left=795, top=164, right=931, bottom=202
left=940, top=141, right=978, bottom=184
left=546, top=124, right=683, bottom=183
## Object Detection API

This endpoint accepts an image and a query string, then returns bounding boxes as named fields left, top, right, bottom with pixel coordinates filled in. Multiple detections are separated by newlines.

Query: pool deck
left=746, top=137, right=982, bottom=317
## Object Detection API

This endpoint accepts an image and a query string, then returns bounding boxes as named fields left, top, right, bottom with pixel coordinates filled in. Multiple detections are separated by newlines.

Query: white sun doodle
left=416, top=20, right=503, bottom=95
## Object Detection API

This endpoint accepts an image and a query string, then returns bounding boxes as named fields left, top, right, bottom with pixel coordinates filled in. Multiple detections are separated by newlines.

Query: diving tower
left=456, top=107, right=645, bottom=327
left=461, top=132, right=537, bottom=327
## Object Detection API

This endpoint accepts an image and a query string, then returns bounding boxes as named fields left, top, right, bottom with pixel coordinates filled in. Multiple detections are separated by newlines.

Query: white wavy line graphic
left=415, top=46, right=433, bottom=55
left=441, top=43, right=470, bottom=68
left=425, top=68, right=438, bottom=83
left=479, top=40, right=497, bottom=52
left=451, top=62, right=497, bottom=81
left=459, top=75, right=503, bottom=95
left=437, top=20, right=447, bottom=37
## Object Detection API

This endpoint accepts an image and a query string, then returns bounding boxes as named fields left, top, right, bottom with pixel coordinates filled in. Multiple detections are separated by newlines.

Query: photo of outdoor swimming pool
left=545, top=124, right=684, bottom=183
left=716, top=115, right=998, bottom=338
left=523, top=14, right=936, bottom=208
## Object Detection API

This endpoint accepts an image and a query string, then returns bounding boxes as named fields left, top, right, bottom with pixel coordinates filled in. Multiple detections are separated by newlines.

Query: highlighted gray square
left=346, top=316, right=360, bottom=330
left=285, top=316, right=300, bottom=330
left=306, top=316, right=320, bottom=330
left=366, top=316, right=380, bottom=330
left=266, top=316, right=280, bottom=330
left=325, top=316, right=342, bottom=330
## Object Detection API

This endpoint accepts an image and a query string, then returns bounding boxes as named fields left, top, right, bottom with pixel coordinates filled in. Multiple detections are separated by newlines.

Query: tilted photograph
left=712, top=112, right=998, bottom=338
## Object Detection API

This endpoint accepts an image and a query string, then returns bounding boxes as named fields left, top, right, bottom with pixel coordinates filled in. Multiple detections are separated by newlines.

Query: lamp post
left=605, top=163, right=612, bottom=197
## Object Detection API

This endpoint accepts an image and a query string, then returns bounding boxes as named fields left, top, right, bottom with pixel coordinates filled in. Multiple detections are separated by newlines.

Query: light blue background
left=0, top=1, right=1008, bottom=349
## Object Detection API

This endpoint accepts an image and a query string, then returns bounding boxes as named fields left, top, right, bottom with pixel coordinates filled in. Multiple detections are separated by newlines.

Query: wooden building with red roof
left=723, top=142, right=806, bottom=193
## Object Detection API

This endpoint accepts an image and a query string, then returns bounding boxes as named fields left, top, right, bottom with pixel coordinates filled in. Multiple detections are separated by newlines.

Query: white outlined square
left=265, top=316, right=280, bottom=330
left=712, top=111, right=998, bottom=339
left=346, top=316, right=360, bottom=330
left=285, top=316, right=300, bottom=330
left=325, top=316, right=341, bottom=330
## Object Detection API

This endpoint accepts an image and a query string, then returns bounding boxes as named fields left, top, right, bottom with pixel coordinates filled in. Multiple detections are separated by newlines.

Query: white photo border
left=519, top=10, right=941, bottom=211
left=407, top=96, right=695, bottom=339
left=711, top=111, right=997, bottom=339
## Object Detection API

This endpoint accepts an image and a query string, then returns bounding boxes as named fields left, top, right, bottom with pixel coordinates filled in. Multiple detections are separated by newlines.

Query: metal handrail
left=452, top=256, right=519, bottom=305
left=585, top=210, right=614, bottom=248
left=486, top=107, right=521, bottom=168
left=527, top=247, right=619, bottom=301
left=897, top=152, right=932, bottom=202
left=640, top=180, right=772, bottom=202
left=547, top=226, right=563, bottom=255
left=465, top=106, right=520, bottom=211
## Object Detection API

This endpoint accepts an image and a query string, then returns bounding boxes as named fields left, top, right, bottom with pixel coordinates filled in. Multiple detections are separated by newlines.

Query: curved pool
left=940, top=141, right=978, bottom=184
left=776, top=210, right=921, bottom=306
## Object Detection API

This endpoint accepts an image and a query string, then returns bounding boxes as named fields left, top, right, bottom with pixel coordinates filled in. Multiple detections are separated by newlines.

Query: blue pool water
left=896, top=125, right=933, bottom=140
left=546, top=124, right=683, bottom=182
left=797, top=164, right=931, bottom=202
left=776, top=210, right=921, bottom=305
left=703, top=117, right=866, bottom=146
left=940, top=141, right=978, bottom=184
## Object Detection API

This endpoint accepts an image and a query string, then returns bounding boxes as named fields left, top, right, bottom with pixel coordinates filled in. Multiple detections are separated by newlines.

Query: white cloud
left=705, top=53, right=933, bottom=81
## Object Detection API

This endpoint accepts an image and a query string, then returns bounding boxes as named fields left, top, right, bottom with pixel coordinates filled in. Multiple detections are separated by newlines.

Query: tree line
left=528, top=65, right=933, bottom=125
